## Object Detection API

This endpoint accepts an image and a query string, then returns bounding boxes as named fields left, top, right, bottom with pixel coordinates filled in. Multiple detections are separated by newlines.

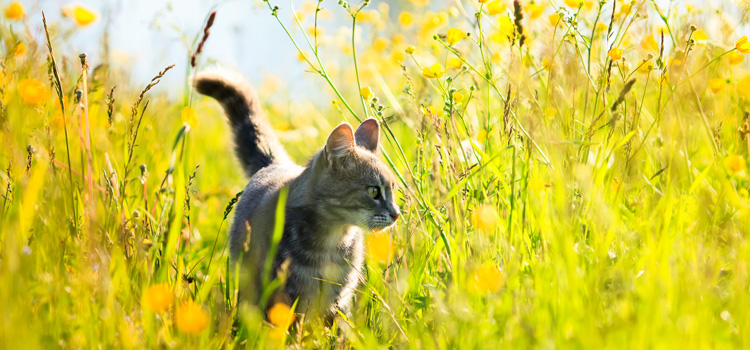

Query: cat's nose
left=390, top=208, right=400, bottom=221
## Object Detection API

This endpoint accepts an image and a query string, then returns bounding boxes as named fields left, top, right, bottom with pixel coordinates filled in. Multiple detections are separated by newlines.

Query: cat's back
left=228, top=164, right=303, bottom=259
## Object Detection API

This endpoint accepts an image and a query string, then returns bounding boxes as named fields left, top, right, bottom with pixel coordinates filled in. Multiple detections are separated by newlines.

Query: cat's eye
left=368, top=186, right=381, bottom=199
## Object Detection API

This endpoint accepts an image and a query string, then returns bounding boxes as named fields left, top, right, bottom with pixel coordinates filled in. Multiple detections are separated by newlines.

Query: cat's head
left=312, top=118, right=400, bottom=231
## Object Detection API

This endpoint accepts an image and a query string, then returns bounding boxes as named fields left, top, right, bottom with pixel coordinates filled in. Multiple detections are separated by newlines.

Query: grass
left=1, top=0, right=750, bottom=348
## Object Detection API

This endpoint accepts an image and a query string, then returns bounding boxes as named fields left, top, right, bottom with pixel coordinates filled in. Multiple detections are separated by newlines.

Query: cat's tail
left=193, top=69, right=291, bottom=177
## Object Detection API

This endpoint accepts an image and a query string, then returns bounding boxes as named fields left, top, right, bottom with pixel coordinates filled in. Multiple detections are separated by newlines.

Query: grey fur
left=194, top=70, right=400, bottom=321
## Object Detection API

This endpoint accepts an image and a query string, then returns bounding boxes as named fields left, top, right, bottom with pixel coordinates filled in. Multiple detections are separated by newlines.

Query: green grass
left=1, top=0, right=750, bottom=348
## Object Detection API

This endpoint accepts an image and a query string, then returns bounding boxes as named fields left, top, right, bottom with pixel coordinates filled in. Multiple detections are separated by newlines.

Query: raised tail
left=193, top=69, right=291, bottom=177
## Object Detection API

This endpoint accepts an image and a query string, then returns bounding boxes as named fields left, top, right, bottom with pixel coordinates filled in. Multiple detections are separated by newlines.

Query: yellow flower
left=63, top=4, right=98, bottom=26
left=405, top=45, right=416, bottom=55
left=453, top=91, right=465, bottom=104
left=608, top=47, right=623, bottom=61
left=447, top=57, right=462, bottom=70
left=728, top=51, right=745, bottom=65
left=469, top=263, right=505, bottom=294
left=181, top=106, right=197, bottom=127
left=4, top=1, right=25, bottom=20
left=14, top=42, right=26, bottom=57
left=472, top=204, right=499, bottom=232
left=367, top=232, right=395, bottom=263
left=542, top=57, right=553, bottom=71
left=487, top=1, right=506, bottom=15
left=422, top=11, right=448, bottom=31
left=544, top=107, right=556, bottom=119
left=641, top=35, right=659, bottom=52
left=360, top=86, right=373, bottom=100
left=421, top=105, right=444, bottom=117
left=478, top=0, right=490, bottom=3
left=446, top=28, right=466, bottom=46
left=739, top=75, right=750, bottom=99
left=357, top=10, right=381, bottom=24
left=142, top=284, right=173, bottom=313
left=548, top=13, right=562, bottom=26
left=490, top=16, right=514, bottom=43
left=477, top=129, right=487, bottom=143
left=611, top=178, right=621, bottom=192
left=692, top=29, right=708, bottom=43
left=422, top=63, right=445, bottom=79
left=724, top=155, right=746, bottom=176
left=373, top=37, right=390, bottom=52
left=638, top=60, right=654, bottom=73
left=410, top=0, right=430, bottom=6
left=526, top=4, right=545, bottom=19
left=736, top=36, right=750, bottom=53
left=392, top=34, right=406, bottom=46
left=175, top=301, right=209, bottom=335
left=18, top=79, right=47, bottom=105
left=565, top=0, right=581, bottom=7
left=399, top=12, right=414, bottom=28
left=267, top=303, right=296, bottom=330
left=708, top=79, right=725, bottom=94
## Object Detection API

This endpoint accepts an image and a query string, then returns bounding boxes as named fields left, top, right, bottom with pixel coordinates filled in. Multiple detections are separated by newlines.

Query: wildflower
left=736, top=36, right=750, bottom=53
left=490, top=16, right=514, bottom=43
left=63, top=4, right=98, bottom=26
left=548, top=13, right=562, bottom=26
left=487, top=1, right=506, bottom=15
left=267, top=303, right=296, bottom=330
left=478, top=0, right=490, bottom=3
left=739, top=75, right=750, bottom=98
left=392, top=34, right=406, bottom=46
left=180, top=106, right=197, bottom=127
left=526, top=4, right=545, bottom=19
left=544, top=107, right=556, bottom=119
left=142, top=284, right=173, bottom=312
left=421, top=105, right=443, bottom=117
left=14, top=42, right=26, bottom=57
left=469, top=263, right=505, bottom=294
left=728, top=51, right=745, bottom=65
left=373, top=37, right=390, bottom=52
left=360, top=86, right=373, bottom=100
left=611, top=178, right=621, bottom=192
left=367, top=232, right=395, bottom=263
left=175, top=301, right=209, bottom=334
left=692, top=29, right=708, bottom=43
left=357, top=10, right=380, bottom=24
left=422, top=63, right=445, bottom=79
left=708, top=79, right=725, bottom=94
left=446, top=28, right=466, bottom=46
left=4, top=1, right=25, bottom=20
left=608, top=47, right=623, bottom=61
left=405, top=45, right=416, bottom=55
left=18, top=79, right=47, bottom=105
left=641, top=35, right=659, bottom=52
left=477, top=129, right=487, bottom=143
left=565, top=0, right=580, bottom=8
left=410, top=0, right=430, bottom=6
left=447, top=57, right=462, bottom=70
left=724, top=155, right=746, bottom=176
left=399, top=12, right=414, bottom=28
left=422, top=11, right=448, bottom=31
left=453, top=91, right=465, bottom=104
left=638, top=60, right=654, bottom=73
left=472, top=204, right=499, bottom=232
left=541, top=57, right=553, bottom=71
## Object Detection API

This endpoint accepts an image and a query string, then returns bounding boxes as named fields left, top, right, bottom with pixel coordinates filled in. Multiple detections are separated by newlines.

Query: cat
left=193, top=69, right=400, bottom=322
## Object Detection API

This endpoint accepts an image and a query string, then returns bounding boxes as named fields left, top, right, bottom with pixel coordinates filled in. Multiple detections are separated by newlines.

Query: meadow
left=1, top=0, right=750, bottom=348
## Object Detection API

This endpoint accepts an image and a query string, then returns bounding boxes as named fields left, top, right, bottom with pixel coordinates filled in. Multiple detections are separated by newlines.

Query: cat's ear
left=354, top=118, right=380, bottom=153
left=325, top=122, right=355, bottom=162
